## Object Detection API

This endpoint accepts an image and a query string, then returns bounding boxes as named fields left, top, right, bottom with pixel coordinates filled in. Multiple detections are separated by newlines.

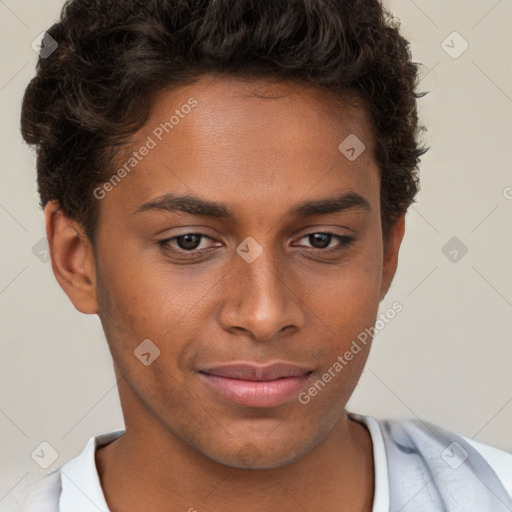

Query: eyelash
left=158, top=232, right=354, bottom=258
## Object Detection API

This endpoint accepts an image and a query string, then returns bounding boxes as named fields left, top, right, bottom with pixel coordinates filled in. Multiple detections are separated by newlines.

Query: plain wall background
left=1, top=0, right=511, bottom=504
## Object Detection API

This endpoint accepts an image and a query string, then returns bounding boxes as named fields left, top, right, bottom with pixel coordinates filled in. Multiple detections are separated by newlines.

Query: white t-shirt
left=7, top=413, right=512, bottom=511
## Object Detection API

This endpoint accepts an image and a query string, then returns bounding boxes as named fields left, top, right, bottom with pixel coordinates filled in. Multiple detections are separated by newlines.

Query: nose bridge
left=220, top=235, right=303, bottom=340
left=237, top=237, right=285, bottom=311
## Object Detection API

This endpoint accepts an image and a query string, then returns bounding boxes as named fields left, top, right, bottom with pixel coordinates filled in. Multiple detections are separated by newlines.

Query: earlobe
left=44, top=200, right=99, bottom=314
left=379, top=214, right=406, bottom=302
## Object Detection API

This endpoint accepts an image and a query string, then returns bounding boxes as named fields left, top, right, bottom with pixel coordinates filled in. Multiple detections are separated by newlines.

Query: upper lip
left=199, top=363, right=313, bottom=381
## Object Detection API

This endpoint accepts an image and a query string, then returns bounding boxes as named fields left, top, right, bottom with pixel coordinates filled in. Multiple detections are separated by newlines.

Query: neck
left=96, top=413, right=374, bottom=512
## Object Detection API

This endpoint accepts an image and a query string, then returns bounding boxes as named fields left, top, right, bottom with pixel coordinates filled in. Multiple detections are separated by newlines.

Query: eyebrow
left=132, top=191, right=371, bottom=218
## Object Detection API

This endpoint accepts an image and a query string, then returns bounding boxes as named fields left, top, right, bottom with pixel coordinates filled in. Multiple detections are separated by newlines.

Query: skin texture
left=45, top=74, right=405, bottom=512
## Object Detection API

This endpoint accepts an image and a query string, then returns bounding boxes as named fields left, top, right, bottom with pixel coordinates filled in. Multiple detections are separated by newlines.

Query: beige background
left=1, top=0, right=511, bottom=505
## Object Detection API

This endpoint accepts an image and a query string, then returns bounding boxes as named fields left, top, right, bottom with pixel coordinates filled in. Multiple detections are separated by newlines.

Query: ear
left=44, top=200, right=98, bottom=314
left=379, top=213, right=406, bottom=302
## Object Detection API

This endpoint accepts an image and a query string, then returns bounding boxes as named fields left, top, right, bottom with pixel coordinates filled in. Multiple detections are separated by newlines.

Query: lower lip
left=199, top=372, right=311, bottom=408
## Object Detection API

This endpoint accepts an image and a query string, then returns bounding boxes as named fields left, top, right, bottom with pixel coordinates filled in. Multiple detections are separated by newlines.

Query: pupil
left=178, top=234, right=201, bottom=250
left=311, top=233, right=330, bottom=249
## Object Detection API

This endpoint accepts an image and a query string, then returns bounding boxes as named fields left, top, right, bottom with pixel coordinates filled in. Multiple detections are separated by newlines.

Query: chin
left=194, top=431, right=318, bottom=470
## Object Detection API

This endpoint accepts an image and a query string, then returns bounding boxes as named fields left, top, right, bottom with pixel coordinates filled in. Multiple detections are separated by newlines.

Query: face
left=49, top=74, right=404, bottom=470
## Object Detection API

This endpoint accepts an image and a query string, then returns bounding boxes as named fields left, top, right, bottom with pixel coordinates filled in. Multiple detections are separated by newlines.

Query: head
left=21, top=0, right=427, bottom=469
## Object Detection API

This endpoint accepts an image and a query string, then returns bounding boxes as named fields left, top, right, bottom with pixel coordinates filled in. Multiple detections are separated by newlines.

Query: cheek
left=302, top=262, right=381, bottom=407
left=307, top=250, right=383, bottom=340
left=97, top=237, right=197, bottom=327
left=95, top=243, right=221, bottom=373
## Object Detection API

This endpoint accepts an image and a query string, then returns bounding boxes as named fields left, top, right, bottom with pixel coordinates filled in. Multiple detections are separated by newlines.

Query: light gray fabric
left=11, top=416, right=511, bottom=511
left=4, top=468, right=61, bottom=512
left=380, top=417, right=512, bottom=511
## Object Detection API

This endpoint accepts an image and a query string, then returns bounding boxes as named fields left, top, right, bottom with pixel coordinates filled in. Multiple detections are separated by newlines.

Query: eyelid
left=158, top=230, right=355, bottom=257
left=158, top=232, right=219, bottom=250
left=293, top=233, right=354, bottom=251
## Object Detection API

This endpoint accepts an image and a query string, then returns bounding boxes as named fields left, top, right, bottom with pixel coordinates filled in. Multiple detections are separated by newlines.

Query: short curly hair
left=20, top=0, right=428, bottom=248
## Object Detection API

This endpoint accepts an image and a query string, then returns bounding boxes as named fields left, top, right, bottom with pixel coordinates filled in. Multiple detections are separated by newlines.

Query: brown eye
left=173, top=234, right=203, bottom=250
left=295, top=233, right=354, bottom=252
left=308, top=233, right=332, bottom=249
left=158, top=233, right=217, bottom=253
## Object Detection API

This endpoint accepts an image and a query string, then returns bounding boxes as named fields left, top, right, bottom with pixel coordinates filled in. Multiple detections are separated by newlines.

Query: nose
left=217, top=242, right=305, bottom=341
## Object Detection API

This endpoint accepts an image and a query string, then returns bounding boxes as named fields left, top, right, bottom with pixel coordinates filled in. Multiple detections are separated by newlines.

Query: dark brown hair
left=20, top=0, right=428, bottom=248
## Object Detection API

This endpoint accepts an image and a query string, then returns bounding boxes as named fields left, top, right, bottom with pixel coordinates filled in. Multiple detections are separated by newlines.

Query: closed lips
left=199, top=363, right=314, bottom=381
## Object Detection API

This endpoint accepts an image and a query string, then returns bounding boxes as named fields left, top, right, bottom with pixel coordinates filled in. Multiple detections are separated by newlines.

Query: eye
left=293, top=232, right=354, bottom=252
left=158, top=231, right=355, bottom=260
left=158, top=233, right=218, bottom=254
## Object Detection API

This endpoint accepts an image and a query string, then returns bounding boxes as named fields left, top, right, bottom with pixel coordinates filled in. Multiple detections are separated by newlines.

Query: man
left=17, top=0, right=512, bottom=510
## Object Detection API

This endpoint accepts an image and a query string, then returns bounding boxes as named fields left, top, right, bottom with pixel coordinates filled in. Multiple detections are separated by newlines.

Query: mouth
left=198, top=363, right=314, bottom=408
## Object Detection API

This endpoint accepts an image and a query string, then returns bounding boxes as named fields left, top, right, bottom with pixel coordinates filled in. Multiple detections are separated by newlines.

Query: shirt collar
left=348, top=411, right=390, bottom=512
left=59, top=415, right=389, bottom=512
left=59, top=429, right=125, bottom=512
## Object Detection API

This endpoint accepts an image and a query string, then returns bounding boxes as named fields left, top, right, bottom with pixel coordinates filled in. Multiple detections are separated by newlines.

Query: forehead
left=141, top=73, right=373, bottom=151
left=104, top=74, right=379, bottom=220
